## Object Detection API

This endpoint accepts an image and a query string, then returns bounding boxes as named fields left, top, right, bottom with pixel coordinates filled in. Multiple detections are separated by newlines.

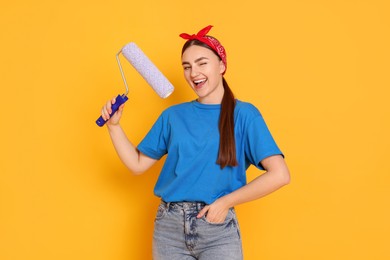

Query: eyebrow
left=182, top=57, right=209, bottom=66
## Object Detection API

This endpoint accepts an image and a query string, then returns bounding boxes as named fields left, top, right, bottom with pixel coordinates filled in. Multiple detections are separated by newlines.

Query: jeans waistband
left=161, top=200, right=207, bottom=212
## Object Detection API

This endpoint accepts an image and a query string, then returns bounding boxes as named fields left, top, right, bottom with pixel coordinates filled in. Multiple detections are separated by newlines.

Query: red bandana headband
left=180, top=25, right=227, bottom=74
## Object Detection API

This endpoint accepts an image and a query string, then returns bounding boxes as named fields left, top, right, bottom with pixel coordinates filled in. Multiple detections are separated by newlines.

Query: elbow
left=283, top=174, right=291, bottom=186
left=280, top=168, right=291, bottom=186
left=131, top=170, right=145, bottom=176
left=125, top=164, right=147, bottom=175
left=261, top=155, right=290, bottom=187
left=129, top=167, right=147, bottom=175
left=273, top=166, right=290, bottom=187
left=277, top=159, right=291, bottom=186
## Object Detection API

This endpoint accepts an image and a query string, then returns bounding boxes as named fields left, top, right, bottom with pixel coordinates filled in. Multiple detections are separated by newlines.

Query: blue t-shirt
left=137, top=100, right=283, bottom=204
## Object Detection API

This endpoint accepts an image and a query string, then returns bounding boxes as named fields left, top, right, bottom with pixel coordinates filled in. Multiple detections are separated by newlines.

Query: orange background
left=1, top=0, right=389, bottom=259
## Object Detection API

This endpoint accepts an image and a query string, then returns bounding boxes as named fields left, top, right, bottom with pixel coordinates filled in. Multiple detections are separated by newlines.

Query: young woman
left=100, top=25, right=290, bottom=260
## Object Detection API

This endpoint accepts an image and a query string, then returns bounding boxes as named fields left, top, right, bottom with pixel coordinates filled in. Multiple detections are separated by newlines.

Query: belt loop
left=162, top=200, right=170, bottom=210
left=197, top=202, right=204, bottom=212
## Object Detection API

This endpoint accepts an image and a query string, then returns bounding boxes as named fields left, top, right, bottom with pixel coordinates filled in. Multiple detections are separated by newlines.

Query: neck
left=197, top=81, right=225, bottom=104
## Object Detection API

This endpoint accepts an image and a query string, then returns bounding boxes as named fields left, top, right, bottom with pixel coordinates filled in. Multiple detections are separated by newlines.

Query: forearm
left=222, top=169, right=290, bottom=208
left=107, top=124, right=145, bottom=174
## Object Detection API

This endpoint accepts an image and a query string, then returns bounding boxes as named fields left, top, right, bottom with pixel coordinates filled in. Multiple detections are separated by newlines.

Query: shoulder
left=235, top=100, right=262, bottom=118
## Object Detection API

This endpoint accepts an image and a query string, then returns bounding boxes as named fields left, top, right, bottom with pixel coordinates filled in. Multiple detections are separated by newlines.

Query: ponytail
left=216, top=78, right=238, bottom=168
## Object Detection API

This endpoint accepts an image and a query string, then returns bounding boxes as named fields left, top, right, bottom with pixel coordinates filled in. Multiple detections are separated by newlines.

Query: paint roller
left=96, top=42, right=174, bottom=127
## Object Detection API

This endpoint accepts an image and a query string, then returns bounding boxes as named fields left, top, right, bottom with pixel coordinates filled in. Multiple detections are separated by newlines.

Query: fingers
left=101, top=96, right=119, bottom=121
left=101, top=100, right=111, bottom=121
left=197, top=203, right=229, bottom=223
left=197, top=205, right=210, bottom=219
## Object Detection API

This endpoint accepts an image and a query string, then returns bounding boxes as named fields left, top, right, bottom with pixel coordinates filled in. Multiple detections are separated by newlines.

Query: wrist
left=106, top=123, right=121, bottom=132
left=218, top=194, right=235, bottom=209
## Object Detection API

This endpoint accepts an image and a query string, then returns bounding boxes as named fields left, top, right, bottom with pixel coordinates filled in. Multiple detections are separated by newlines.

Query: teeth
left=194, top=79, right=206, bottom=84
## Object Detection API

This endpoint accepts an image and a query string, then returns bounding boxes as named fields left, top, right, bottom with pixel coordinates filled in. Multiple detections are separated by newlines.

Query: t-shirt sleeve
left=137, top=113, right=169, bottom=160
left=244, top=113, right=284, bottom=170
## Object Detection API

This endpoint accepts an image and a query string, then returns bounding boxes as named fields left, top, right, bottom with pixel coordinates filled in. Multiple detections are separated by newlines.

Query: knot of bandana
left=180, top=25, right=227, bottom=74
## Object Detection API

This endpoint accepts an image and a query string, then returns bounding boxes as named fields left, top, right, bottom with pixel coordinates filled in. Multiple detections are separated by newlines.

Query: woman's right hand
left=101, top=96, right=125, bottom=126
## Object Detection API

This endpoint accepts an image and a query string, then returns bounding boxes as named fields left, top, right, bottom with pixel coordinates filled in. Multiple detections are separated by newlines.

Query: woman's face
left=181, top=45, right=226, bottom=104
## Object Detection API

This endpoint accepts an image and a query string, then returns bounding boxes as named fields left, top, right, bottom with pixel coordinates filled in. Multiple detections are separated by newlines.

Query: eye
left=200, top=62, right=207, bottom=66
left=183, top=66, right=191, bottom=70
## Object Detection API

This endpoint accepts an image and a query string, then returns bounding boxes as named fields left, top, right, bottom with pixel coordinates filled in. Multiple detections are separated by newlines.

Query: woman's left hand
left=197, top=198, right=230, bottom=223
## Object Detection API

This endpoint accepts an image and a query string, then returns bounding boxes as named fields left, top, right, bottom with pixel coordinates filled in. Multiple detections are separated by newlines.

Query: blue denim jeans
left=153, top=200, right=243, bottom=260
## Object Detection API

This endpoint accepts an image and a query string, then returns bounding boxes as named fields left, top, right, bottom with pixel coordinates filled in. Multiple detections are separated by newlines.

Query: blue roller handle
left=96, top=94, right=128, bottom=127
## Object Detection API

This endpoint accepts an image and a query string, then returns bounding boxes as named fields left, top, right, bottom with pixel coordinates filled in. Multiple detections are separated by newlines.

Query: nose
left=190, top=66, right=199, bottom=78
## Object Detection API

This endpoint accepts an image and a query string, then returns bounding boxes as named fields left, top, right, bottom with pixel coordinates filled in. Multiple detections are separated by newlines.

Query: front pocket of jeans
left=155, top=204, right=167, bottom=221
left=201, top=209, right=233, bottom=226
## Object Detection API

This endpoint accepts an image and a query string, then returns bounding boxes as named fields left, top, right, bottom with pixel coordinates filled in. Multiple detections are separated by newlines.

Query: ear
left=219, top=60, right=226, bottom=74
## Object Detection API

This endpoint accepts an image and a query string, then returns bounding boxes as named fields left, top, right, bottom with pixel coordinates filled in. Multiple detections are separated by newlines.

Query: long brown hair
left=182, top=39, right=238, bottom=168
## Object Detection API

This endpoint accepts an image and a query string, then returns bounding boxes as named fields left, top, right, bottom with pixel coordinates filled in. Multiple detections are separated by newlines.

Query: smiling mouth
left=193, top=79, right=207, bottom=88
